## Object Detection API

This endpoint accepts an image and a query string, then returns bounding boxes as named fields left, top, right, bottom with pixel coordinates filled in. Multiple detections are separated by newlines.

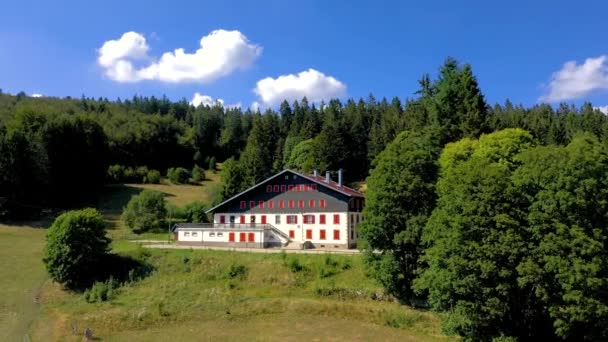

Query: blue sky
left=1, top=0, right=607, bottom=111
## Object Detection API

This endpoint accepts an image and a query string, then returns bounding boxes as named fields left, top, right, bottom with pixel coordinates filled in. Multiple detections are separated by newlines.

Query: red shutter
left=298, top=200, right=304, bottom=208
left=229, top=232, right=235, bottom=242
left=333, top=230, right=340, bottom=240
left=250, top=201, right=255, bottom=208
left=268, top=201, right=274, bottom=209
left=259, top=200, right=264, bottom=208
left=288, top=185, right=294, bottom=192
left=295, top=216, right=298, bottom=224
left=312, top=215, right=316, bottom=224
left=248, top=232, right=255, bottom=242
left=240, top=232, right=246, bottom=242
left=311, top=184, right=317, bottom=191
left=306, top=230, right=312, bottom=240
left=289, top=200, right=294, bottom=208
left=309, top=200, right=315, bottom=208
left=333, top=214, right=340, bottom=224
left=320, top=215, right=326, bottom=224
left=240, top=215, right=245, bottom=224
left=289, top=230, right=295, bottom=238
left=281, top=185, right=287, bottom=192
left=261, top=215, right=267, bottom=224
left=279, top=200, right=284, bottom=209
left=320, top=200, right=326, bottom=208
left=240, top=201, right=246, bottom=209
left=274, top=185, right=279, bottom=192
left=266, top=185, right=272, bottom=192
left=320, top=230, right=326, bottom=240
left=220, top=215, right=225, bottom=224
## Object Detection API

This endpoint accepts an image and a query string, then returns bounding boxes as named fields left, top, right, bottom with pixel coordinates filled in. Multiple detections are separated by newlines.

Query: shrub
left=183, top=201, right=208, bottom=223
left=191, top=165, right=205, bottom=182
left=288, top=258, right=308, bottom=273
left=43, top=208, right=110, bottom=289
left=83, top=277, right=119, bottom=303
left=227, top=263, right=248, bottom=280
left=122, top=190, right=167, bottom=232
left=208, top=156, right=216, bottom=171
left=145, top=169, right=161, bottom=184
left=167, top=167, right=190, bottom=184
left=107, top=164, right=126, bottom=183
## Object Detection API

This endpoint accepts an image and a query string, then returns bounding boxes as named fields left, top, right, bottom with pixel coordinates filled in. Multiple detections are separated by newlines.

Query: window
left=261, top=215, right=267, bottom=224
left=351, top=214, right=354, bottom=225
left=248, top=233, right=255, bottom=242
left=273, top=185, right=279, bottom=192
left=304, top=215, right=315, bottom=224
left=320, top=199, right=326, bottom=208
left=351, top=229, right=354, bottom=240
left=220, top=215, right=225, bottom=224
left=281, top=185, right=287, bottom=192
left=218, top=232, right=223, bottom=237
left=229, top=232, right=235, bottom=242
left=209, top=232, right=214, bottom=237
left=250, top=201, right=255, bottom=209
left=311, top=184, right=317, bottom=191
left=297, top=184, right=303, bottom=192
left=259, top=200, right=265, bottom=208
left=320, top=229, right=326, bottom=240
left=275, top=215, right=281, bottom=224
left=333, top=230, right=340, bottom=240
left=333, top=214, right=340, bottom=224
left=298, top=200, right=304, bottom=209
left=288, top=185, right=294, bottom=192
left=266, top=185, right=272, bottom=192
left=240, top=232, right=246, bottom=242
left=309, top=200, right=315, bottom=208
left=192, top=232, right=198, bottom=237
left=289, top=230, right=295, bottom=238
left=240, top=215, right=245, bottom=224
left=184, top=232, right=190, bottom=237
left=306, top=229, right=312, bottom=240
left=268, top=200, right=274, bottom=209
left=240, top=201, right=246, bottom=209
left=279, top=200, right=285, bottom=209
left=250, top=215, right=256, bottom=223
left=287, top=215, right=297, bottom=224
left=289, top=200, right=294, bottom=209
left=304, top=184, right=309, bottom=191
left=320, top=214, right=326, bottom=224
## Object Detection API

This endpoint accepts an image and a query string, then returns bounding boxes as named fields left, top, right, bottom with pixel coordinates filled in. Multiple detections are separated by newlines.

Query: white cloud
left=98, top=30, right=262, bottom=83
left=254, top=68, right=346, bottom=106
left=595, top=105, right=608, bottom=114
left=540, top=55, right=608, bottom=102
left=250, top=101, right=261, bottom=112
left=190, top=92, right=241, bottom=109
left=30, top=93, right=43, bottom=98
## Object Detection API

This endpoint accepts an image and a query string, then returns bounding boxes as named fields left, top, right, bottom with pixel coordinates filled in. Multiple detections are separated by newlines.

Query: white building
left=173, top=169, right=364, bottom=249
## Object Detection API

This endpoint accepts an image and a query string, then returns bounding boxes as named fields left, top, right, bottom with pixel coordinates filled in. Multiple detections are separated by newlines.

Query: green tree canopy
left=122, top=190, right=167, bottom=233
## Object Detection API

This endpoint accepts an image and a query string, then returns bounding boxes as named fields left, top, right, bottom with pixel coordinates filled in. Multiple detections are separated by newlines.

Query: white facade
left=212, top=211, right=362, bottom=248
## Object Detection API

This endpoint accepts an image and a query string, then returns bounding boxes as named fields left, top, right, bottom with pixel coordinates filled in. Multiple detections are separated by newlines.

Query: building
left=173, top=169, right=365, bottom=249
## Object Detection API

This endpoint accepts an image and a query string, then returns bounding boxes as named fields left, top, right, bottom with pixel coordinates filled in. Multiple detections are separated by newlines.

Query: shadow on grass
left=95, top=185, right=145, bottom=216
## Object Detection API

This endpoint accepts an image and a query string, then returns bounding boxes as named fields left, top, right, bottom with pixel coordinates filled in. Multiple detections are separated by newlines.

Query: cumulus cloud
left=540, top=55, right=608, bottom=102
left=98, top=30, right=262, bottom=83
left=254, top=68, right=346, bottom=106
left=595, top=105, right=608, bottom=114
left=30, top=93, right=43, bottom=98
left=190, top=92, right=241, bottom=109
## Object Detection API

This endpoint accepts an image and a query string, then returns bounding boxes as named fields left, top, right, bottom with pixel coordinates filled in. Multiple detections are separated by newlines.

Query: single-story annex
left=173, top=169, right=364, bottom=249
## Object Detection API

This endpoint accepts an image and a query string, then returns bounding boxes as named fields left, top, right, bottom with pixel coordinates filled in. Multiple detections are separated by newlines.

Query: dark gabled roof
left=206, top=169, right=363, bottom=213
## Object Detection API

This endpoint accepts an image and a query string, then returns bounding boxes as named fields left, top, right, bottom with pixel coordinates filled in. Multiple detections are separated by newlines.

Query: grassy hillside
left=30, top=244, right=451, bottom=341
left=0, top=225, right=47, bottom=341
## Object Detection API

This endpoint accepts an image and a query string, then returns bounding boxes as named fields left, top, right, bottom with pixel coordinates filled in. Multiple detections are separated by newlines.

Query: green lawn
left=0, top=224, right=47, bottom=341
left=29, top=246, right=451, bottom=341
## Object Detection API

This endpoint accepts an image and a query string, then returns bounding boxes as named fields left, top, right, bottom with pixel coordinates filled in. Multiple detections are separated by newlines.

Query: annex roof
left=206, top=169, right=363, bottom=213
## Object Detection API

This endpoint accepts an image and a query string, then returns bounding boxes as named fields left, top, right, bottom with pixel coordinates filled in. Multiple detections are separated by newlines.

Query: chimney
left=325, top=171, right=331, bottom=183
left=313, top=169, right=318, bottom=177
left=338, top=168, right=343, bottom=187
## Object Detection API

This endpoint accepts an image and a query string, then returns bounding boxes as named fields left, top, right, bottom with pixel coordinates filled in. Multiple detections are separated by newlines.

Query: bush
left=145, top=169, right=161, bottom=184
left=83, top=277, right=119, bottom=303
left=167, top=167, right=190, bottom=184
left=288, top=258, right=308, bottom=273
left=227, top=263, right=248, bottom=280
left=208, top=156, right=216, bottom=171
left=122, top=190, right=167, bottom=232
left=183, top=201, right=208, bottom=223
left=191, top=165, right=205, bottom=182
left=43, top=208, right=110, bottom=289
left=106, top=164, right=160, bottom=184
